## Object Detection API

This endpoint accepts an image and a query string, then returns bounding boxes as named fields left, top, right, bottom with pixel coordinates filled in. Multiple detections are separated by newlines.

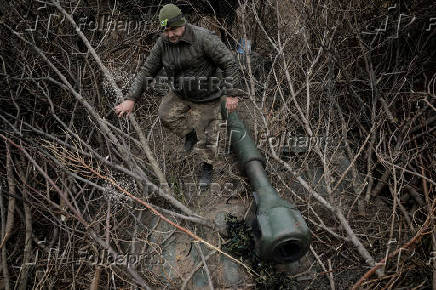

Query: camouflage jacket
left=126, top=24, right=244, bottom=103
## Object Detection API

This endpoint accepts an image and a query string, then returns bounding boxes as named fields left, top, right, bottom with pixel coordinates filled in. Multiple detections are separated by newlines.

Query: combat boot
left=184, top=129, right=198, bottom=152
left=199, top=162, right=213, bottom=187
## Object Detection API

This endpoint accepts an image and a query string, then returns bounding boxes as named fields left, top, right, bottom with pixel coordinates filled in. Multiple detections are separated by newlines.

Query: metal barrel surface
left=221, top=101, right=311, bottom=264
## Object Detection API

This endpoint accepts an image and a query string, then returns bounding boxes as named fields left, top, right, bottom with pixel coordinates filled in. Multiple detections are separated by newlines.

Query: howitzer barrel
left=222, top=101, right=311, bottom=264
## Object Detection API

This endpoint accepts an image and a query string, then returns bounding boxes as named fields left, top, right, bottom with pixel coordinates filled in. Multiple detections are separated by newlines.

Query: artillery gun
left=222, top=102, right=311, bottom=263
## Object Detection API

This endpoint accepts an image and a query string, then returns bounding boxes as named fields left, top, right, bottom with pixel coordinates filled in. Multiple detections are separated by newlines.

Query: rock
left=220, top=255, right=242, bottom=287
left=214, top=211, right=228, bottom=236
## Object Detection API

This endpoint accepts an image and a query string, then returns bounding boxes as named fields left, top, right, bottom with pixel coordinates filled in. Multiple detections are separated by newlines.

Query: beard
left=169, top=36, right=180, bottom=43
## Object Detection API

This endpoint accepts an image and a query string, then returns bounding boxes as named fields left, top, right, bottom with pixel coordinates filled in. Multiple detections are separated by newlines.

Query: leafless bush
left=0, top=0, right=434, bottom=289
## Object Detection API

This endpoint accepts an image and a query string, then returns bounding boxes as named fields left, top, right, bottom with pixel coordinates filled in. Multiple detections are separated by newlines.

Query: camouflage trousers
left=158, top=90, right=224, bottom=166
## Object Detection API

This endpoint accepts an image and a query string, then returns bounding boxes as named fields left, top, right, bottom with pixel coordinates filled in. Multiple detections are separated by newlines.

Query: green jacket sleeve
left=202, top=33, right=245, bottom=97
left=125, top=38, right=163, bottom=101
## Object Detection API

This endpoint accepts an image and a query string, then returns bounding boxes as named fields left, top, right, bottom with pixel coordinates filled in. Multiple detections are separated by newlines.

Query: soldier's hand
left=226, top=96, right=238, bottom=113
left=114, top=100, right=135, bottom=117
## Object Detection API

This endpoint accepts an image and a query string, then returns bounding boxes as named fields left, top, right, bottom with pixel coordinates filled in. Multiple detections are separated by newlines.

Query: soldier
left=114, top=3, right=244, bottom=187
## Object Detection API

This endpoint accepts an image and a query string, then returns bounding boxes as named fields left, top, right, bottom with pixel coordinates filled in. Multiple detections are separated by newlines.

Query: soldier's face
left=164, top=26, right=185, bottom=43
